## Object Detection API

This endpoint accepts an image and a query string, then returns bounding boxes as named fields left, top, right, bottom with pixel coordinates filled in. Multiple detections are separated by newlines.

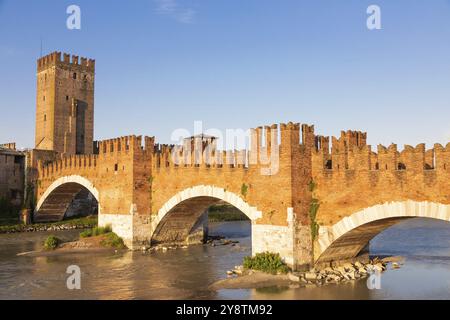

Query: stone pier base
left=186, top=211, right=208, bottom=244
left=251, top=209, right=313, bottom=270
left=98, top=213, right=133, bottom=248
left=99, top=211, right=207, bottom=249
left=252, top=223, right=295, bottom=267
left=99, top=208, right=315, bottom=271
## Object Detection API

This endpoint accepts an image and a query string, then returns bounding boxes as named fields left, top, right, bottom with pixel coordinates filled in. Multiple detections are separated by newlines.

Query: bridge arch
left=151, top=185, right=262, bottom=245
left=35, top=175, right=100, bottom=222
left=316, top=200, right=450, bottom=264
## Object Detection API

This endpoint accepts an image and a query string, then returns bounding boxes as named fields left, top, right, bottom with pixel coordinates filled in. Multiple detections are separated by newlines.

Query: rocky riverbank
left=140, top=235, right=240, bottom=252
left=211, top=257, right=404, bottom=290
left=0, top=216, right=97, bottom=234
left=287, top=258, right=397, bottom=286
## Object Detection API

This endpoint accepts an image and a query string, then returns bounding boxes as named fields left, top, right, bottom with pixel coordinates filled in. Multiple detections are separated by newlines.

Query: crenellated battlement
left=97, top=135, right=138, bottom=154
left=33, top=115, right=450, bottom=271
left=280, top=122, right=300, bottom=131
left=152, top=122, right=316, bottom=170
left=153, top=145, right=249, bottom=169
left=34, top=116, right=450, bottom=269
left=251, top=122, right=315, bottom=148
left=38, top=135, right=157, bottom=178
left=38, top=154, right=99, bottom=178
left=329, top=130, right=367, bottom=154
left=95, top=135, right=155, bottom=155
left=38, top=124, right=450, bottom=178
left=313, top=138, right=450, bottom=173
left=37, top=51, right=95, bottom=72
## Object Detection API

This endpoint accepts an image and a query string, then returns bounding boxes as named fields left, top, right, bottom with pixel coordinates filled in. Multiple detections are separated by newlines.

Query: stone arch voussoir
left=36, top=175, right=100, bottom=213
left=316, top=200, right=450, bottom=263
left=151, top=185, right=262, bottom=232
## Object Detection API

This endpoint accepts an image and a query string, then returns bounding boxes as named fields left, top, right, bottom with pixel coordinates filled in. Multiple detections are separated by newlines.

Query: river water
left=0, top=218, right=449, bottom=300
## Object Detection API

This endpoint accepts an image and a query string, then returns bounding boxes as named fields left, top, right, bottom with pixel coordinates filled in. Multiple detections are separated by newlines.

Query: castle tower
left=35, top=52, right=95, bottom=155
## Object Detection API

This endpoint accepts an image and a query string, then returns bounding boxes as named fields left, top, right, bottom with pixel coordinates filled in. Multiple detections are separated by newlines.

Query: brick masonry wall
left=311, top=132, right=450, bottom=263
left=312, top=141, right=450, bottom=227
left=35, top=124, right=450, bottom=267
left=36, top=52, right=95, bottom=155
left=37, top=136, right=145, bottom=217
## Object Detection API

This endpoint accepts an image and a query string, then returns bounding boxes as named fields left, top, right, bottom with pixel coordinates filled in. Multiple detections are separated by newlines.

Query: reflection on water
left=0, top=218, right=449, bottom=300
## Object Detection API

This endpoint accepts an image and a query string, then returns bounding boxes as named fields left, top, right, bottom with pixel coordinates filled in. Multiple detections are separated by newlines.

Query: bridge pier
left=251, top=209, right=312, bottom=270
left=98, top=213, right=134, bottom=247
left=99, top=212, right=207, bottom=250
left=185, top=211, right=208, bottom=245
left=34, top=124, right=450, bottom=272
left=98, top=206, right=314, bottom=271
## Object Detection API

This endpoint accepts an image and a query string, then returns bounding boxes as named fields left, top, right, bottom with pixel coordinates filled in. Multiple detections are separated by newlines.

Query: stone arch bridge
left=35, top=123, right=450, bottom=269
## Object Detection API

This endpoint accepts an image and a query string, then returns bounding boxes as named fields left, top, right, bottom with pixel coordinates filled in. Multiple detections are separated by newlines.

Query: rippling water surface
left=0, top=218, right=449, bottom=300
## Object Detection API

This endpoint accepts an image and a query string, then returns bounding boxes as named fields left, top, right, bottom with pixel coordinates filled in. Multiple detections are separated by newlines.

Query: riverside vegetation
left=243, top=252, right=290, bottom=275
left=1, top=204, right=243, bottom=233
left=0, top=215, right=98, bottom=233
left=43, top=235, right=60, bottom=250
left=208, top=204, right=248, bottom=222
left=41, top=224, right=126, bottom=251
left=80, top=225, right=126, bottom=249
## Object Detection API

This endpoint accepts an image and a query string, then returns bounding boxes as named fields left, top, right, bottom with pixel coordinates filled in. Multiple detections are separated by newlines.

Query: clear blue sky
left=1, top=0, right=450, bottom=149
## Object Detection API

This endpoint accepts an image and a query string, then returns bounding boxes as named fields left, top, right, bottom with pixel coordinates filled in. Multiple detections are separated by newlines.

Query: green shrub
left=63, top=215, right=98, bottom=227
left=84, top=225, right=112, bottom=237
left=100, top=232, right=125, bottom=249
left=79, top=229, right=93, bottom=238
left=44, top=235, right=60, bottom=250
left=308, top=179, right=317, bottom=192
left=241, top=183, right=249, bottom=197
left=243, top=252, right=290, bottom=274
left=309, top=198, right=320, bottom=241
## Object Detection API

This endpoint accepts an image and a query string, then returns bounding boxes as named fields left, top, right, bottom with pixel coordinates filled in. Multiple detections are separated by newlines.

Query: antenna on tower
left=40, top=37, right=43, bottom=57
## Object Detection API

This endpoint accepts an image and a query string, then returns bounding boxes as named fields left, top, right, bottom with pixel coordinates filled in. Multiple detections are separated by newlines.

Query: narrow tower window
left=73, top=72, right=77, bottom=79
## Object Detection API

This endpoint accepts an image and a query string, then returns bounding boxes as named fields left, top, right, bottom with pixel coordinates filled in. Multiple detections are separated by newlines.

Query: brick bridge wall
left=35, top=124, right=450, bottom=269
left=37, top=136, right=150, bottom=220
left=312, top=131, right=450, bottom=264
left=36, top=123, right=315, bottom=269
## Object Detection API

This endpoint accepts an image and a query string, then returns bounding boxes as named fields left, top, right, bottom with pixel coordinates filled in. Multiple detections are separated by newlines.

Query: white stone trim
left=36, top=175, right=100, bottom=213
left=152, top=185, right=262, bottom=231
left=252, top=223, right=295, bottom=266
left=287, top=207, right=295, bottom=222
left=99, top=213, right=133, bottom=247
left=318, top=200, right=450, bottom=254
